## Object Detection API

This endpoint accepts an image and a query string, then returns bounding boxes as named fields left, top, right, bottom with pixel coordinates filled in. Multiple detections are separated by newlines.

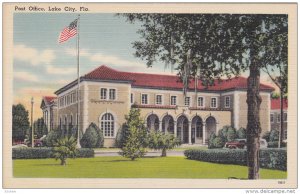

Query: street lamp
left=31, top=97, right=34, bottom=148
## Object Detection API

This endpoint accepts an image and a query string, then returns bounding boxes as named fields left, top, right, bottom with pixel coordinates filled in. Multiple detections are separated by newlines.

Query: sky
left=13, top=13, right=277, bottom=120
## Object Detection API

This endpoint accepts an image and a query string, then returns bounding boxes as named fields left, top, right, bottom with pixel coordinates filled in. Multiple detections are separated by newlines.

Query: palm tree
left=52, top=136, right=78, bottom=165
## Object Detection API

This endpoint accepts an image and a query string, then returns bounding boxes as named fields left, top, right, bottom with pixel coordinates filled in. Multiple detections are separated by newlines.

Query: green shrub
left=184, top=148, right=287, bottom=171
left=208, top=133, right=217, bottom=149
left=12, top=148, right=52, bottom=159
left=218, top=126, right=237, bottom=142
left=212, top=136, right=225, bottom=148
left=77, top=148, right=95, bottom=158
left=262, top=131, right=271, bottom=142
left=269, top=129, right=279, bottom=142
left=12, top=147, right=94, bottom=159
left=44, top=129, right=62, bottom=147
left=268, top=141, right=287, bottom=148
left=260, top=149, right=287, bottom=171
left=237, top=127, right=246, bottom=139
left=80, top=123, right=104, bottom=148
left=115, top=123, right=129, bottom=148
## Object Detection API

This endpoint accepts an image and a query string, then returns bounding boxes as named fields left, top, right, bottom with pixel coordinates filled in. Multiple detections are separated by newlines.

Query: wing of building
left=41, top=65, right=274, bottom=147
left=270, top=98, right=288, bottom=140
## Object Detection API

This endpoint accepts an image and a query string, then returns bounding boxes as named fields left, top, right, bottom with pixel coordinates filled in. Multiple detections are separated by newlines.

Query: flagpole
left=77, top=14, right=81, bottom=148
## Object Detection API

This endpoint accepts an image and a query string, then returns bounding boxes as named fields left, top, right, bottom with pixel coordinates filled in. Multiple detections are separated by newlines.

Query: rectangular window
left=270, top=113, right=274, bottom=123
left=185, top=97, right=190, bottom=106
left=211, top=97, right=217, bottom=108
left=284, top=113, right=287, bottom=122
left=171, top=96, right=177, bottom=105
left=141, top=94, right=148, bottom=104
left=109, top=89, right=116, bottom=100
left=100, top=88, right=107, bottom=100
left=156, top=95, right=163, bottom=105
left=277, top=113, right=281, bottom=122
left=131, top=93, right=134, bottom=104
left=225, top=96, right=230, bottom=108
left=284, top=130, right=287, bottom=140
left=197, top=97, right=204, bottom=107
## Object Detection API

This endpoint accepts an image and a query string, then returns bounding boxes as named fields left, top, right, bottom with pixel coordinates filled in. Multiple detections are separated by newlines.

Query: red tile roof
left=271, top=98, right=288, bottom=110
left=43, top=96, right=57, bottom=104
left=83, top=65, right=274, bottom=91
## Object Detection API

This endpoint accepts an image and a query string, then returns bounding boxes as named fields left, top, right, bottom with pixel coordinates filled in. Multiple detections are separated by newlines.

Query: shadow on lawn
left=93, top=156, right=161, bottom=163
left=34, top=163, right=63, bottom=166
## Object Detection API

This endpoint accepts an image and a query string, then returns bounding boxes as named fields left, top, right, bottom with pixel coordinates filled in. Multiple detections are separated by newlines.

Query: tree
left=237, top=127, right=247, bottom=139
left=12, top=104, right=30, bottom=142
left=44, top=128, right=62, bottom=147
left=218, top=126, right=237, bottom=142
left=119, top=108, right=148, bottom=160
left=52, top=136, right=78, bottom=165
left=80, top=123, right=104, bottom=148
left=33, top=118, right=48, bottom=139
left=115, top=123, right=130, bottom=148
left=263, top=72, right=287, bottom=148
left=147, top=131, right=181, bottom=157
left=120, top=14, right=287, bottom=179
left=271, top=92, right=280, bottom=99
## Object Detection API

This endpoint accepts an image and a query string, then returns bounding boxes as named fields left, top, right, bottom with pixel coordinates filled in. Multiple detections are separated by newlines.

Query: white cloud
left=46, top=65, right=76, bottom=75
left=14, top=71, right=39, bottom=82
left=65, top=48, right=91, bottom=57
left=14, top=44, right=56, bottom=65
left=64, top=48, right=146, bottom=69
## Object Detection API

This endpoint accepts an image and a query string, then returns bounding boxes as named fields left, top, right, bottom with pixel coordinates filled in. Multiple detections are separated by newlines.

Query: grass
left=13, top=156, right=286, bottom=179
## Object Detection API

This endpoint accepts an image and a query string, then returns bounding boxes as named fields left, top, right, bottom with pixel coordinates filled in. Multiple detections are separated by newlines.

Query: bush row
left=184, top=148, right=287, bottom=171
left=267, top=141, right=287, bottom=148
left=12, top=148, right=94, bottom=159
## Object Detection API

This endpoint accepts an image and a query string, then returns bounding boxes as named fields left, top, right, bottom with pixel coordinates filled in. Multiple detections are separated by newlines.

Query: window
left=225, top=96, right=230, bottom=108
left=100, top=88, right=107, bottom=99
left=211, top=97, right=217, bottom=108
left=101, top=113, right=115, bottom=137
left=197, top=97, right=204, bottom=107
left=284, top=130, right=287, bottom=140
left=131, top=93, right=134, bottom=104
left=284, top=113, right=287, bottom=122
left=185, top=97, right=190, bottom=106
left=270, top=113, right=274, bottom=123
left=156, top=95, right=163, bottom=105
left=141, top=94, right=148, bottom=104
left=109, top=89, right=116, bottom=100
left=277, top=113, right=281, bottom=122
left=171, top=96, right=177, bottom=105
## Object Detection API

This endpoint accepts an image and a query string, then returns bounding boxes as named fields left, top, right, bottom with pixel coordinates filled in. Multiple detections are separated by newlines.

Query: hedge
left=267, top=141, right=287, bottom=148
left=12, top=148, right=94, bottom=159
left=184, top=148, right=286, bottom=171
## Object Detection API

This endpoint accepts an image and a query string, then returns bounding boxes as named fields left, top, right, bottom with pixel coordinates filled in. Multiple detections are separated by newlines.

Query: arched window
left=101, top=113, right=115, bottom=137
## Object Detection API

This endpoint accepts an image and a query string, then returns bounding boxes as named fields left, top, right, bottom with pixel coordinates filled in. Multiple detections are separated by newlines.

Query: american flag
left=58, top=19, right=78, bottom=43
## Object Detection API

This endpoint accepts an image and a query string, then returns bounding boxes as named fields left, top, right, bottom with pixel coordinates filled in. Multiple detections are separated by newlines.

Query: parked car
left=224, top=138, right=268, bottom=149
left=34, top=139, right=44, bottom=147
left=224, top=139, right=246, bottom=149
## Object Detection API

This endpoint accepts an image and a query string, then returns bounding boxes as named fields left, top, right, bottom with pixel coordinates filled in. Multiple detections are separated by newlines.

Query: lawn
left=13, top=156, right=286, bottom=179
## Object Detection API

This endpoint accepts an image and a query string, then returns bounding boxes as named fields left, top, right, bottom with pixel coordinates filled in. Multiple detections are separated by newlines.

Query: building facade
left=270, top=98, right=288, bottom=140
left=40, top=96, right=58, bottom=131
left=42, top=65, right=274, bottom=147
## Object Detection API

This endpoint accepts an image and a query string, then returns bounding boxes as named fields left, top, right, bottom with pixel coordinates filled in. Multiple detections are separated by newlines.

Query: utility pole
left=31, top=97, right=34, bottom=148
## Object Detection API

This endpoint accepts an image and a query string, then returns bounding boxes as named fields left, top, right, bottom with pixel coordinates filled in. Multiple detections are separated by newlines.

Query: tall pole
left=77, top=14, right=81, bottom=148
left=31, top=97, right=34, bottom=148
